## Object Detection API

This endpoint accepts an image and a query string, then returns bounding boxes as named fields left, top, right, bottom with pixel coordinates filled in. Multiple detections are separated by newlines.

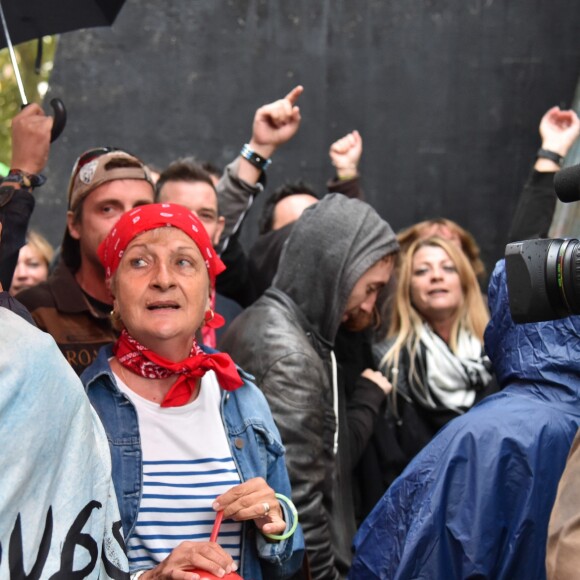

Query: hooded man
left=349, top=259, right=580, bottom=580
left=220, top=194, right=399, bottom=580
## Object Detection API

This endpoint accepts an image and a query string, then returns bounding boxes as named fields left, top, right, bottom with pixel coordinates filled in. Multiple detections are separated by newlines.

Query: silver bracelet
left=130, top=571, right=147, bottom=580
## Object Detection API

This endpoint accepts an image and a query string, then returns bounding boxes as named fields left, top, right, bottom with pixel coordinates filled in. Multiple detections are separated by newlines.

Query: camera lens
left=505, top=238, right=580, bottom=323
left=560, top=240, right=580, bottom=314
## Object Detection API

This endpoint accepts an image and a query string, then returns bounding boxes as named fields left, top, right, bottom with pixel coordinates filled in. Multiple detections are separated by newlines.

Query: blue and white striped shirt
left=115, top=370, right=242, bottom=569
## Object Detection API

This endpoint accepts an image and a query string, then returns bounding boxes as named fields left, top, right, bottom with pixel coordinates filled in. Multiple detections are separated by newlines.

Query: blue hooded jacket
left=349, top=260, right=580, bottom=580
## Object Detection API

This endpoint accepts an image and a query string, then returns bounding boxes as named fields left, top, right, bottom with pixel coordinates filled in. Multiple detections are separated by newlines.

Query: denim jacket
left=82, top=344, right=304, bottom=579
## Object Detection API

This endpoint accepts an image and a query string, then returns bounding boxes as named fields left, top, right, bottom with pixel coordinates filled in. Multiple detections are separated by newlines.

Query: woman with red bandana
left=82, top=203, right=304, bottom=580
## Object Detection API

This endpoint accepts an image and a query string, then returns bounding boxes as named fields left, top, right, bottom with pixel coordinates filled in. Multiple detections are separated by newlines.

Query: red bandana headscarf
left=98, top=203, right=243, bottom=406
left=99, top=203, right=224, bottom=285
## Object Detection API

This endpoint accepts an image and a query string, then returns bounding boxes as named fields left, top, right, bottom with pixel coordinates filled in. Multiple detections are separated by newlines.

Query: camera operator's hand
left=536, top=107, right=580, bottom=172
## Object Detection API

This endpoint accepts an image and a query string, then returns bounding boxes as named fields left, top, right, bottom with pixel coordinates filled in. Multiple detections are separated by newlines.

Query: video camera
left=506, top=163, right=580, bottom=323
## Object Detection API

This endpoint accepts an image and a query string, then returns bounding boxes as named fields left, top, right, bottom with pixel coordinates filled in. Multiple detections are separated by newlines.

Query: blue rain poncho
left=350, top=260, right=580, bottom=580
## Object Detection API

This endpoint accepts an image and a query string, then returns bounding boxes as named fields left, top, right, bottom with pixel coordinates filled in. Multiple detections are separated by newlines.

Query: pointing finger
left=284, top=85, right=304, bottom=106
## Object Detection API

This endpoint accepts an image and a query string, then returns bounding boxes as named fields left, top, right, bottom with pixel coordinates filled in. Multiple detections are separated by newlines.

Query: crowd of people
left=2, top=88, right=580, bottom=580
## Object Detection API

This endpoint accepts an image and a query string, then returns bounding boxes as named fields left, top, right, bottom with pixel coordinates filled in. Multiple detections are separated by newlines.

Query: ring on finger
left=262, top=502, right=270, bottom=517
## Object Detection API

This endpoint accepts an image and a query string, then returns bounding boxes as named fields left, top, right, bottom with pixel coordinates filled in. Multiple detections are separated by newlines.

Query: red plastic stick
left=187, top=511, right=243, bottom=578
left=210, top=510, right=224, bottom=543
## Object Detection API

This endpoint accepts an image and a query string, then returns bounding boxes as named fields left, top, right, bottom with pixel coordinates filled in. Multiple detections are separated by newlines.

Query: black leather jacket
left=221, top=289, right=352, bottom=580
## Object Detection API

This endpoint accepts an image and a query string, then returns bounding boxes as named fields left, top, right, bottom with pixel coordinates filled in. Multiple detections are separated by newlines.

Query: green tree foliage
left=0, top=37, right=56, bottom=169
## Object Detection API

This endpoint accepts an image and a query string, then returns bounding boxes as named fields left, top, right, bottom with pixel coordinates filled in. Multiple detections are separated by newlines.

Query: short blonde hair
left=381, top=236, right=489, bottom=379
left=26, top=230, right=54, bottom=267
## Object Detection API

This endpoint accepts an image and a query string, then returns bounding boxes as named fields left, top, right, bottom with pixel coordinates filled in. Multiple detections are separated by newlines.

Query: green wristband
left=262, top=493, right=299, bottom=541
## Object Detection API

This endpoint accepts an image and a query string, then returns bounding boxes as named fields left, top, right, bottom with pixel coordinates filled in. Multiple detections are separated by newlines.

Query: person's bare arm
left=216, top=86, right=303, bottom=248
left=0, top=105, right=52, bottom=290
left=327, top=130, right=364, bottom=199
left=329, top=130, right=362, bottom=181
left=534, top=106, right=580, bottom=172
left=237, top=85, right=303, bottom=184
left=508, top=107, right=580, bottom=243
left=9, top=103, right=53, bottom=178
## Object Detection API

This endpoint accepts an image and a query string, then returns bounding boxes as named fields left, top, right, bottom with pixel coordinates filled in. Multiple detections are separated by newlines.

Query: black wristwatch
left=240, top=144, right=272, bottom=172
left=536, top=148, right=563, bottom=166
left=5, top=169, right=46, bottom=188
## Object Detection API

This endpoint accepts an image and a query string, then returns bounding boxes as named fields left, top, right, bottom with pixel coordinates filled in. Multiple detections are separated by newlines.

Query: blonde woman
left=9, top=230, right=54, bottom=296
left=396, top=217, right=486, bottom=282
left=358, top=236, right=497, bottom=517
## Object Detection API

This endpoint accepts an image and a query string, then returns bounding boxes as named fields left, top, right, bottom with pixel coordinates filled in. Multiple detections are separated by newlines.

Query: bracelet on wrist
left=536, top=148, right=563, bottom=166
left=240, top=144, right=272, bottom=172
left=261, top=493, right=299, bottom=542
left=6, top=168, right=46, bottom=189
left=336, top=172, right=357, bottom=181
left=130, top=570, right=147, bottom=580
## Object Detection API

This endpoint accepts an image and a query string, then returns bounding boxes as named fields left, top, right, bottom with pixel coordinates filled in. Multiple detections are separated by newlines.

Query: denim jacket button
left=234, top=437, right=244, bottom=450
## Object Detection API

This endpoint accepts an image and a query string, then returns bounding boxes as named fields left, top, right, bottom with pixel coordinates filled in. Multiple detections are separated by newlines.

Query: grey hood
left=273, top=193, right=398, bottom=345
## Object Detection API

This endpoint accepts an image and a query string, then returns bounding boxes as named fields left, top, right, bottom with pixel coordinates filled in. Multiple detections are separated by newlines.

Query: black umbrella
left=0, top=0, right=126, bottom=140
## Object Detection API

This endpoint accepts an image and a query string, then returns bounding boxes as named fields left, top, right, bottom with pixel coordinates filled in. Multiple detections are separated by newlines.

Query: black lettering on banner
left=49, top=500, right=101, bottom=580
left=101, top=520, right=128, bottom=580
left=8, top=507, right=53, bottom=580
left=2, top=501, right=118, bottom=579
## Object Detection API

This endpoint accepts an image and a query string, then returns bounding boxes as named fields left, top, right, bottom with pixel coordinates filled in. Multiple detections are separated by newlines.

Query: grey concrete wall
left=35, top=0, right=580, bottom=279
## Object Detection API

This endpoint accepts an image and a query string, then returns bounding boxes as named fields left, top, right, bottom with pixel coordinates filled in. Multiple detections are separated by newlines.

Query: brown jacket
left=16, top=261, right=117, bottom=375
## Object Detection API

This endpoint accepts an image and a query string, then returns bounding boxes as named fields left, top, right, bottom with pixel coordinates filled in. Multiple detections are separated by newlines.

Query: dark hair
left=155, top=157, right=217, bottom=202
left=200, top=161, right=223, bottom=181
left=259, top=180, right=319, bottom=235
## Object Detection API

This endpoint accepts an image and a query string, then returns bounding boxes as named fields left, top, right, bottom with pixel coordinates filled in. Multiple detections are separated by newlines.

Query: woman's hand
left=362, top=368, right=393, bottom=396
left=213, top=477, right=286, bottom=536
left=539, top=106, right=580, bottom=156
left=141, top=541, right=236, bottom=579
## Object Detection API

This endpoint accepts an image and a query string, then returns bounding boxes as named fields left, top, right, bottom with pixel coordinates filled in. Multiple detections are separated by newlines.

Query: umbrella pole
left=0, top=0, right=28, bottom=105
